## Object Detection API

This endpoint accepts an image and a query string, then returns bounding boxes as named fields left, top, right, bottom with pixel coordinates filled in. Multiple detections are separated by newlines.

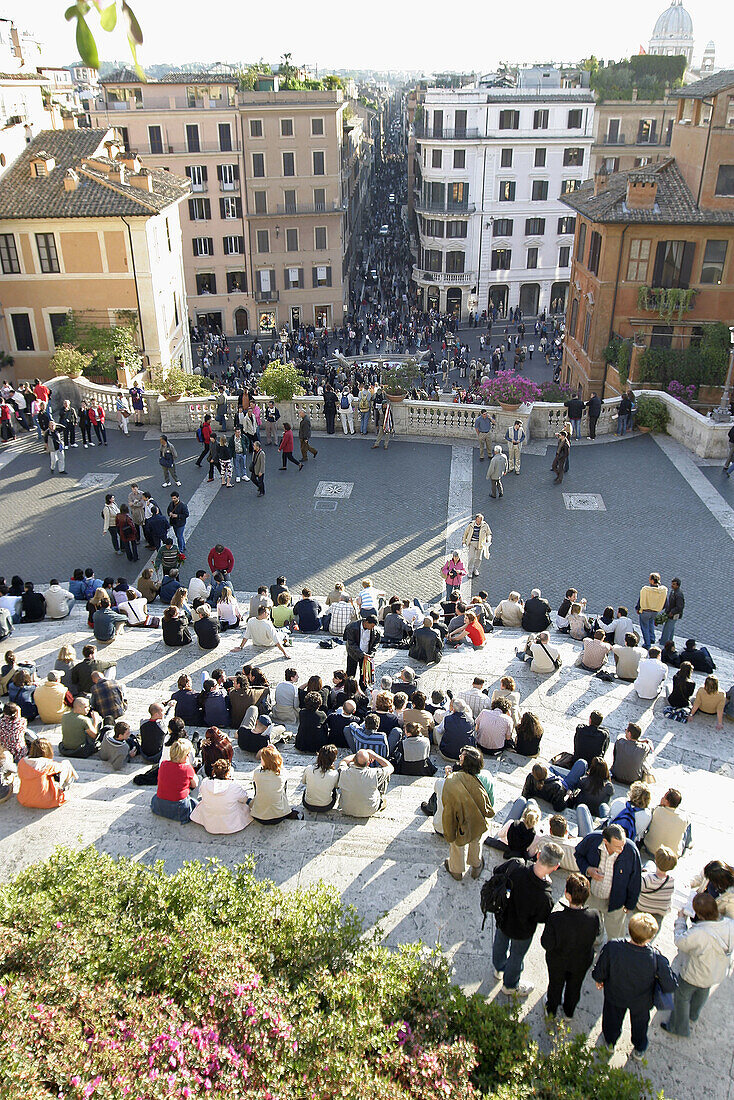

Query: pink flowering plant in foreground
left=0, top=848, right=662, bottom=1099
left=666, top=380, right=697, bottom=406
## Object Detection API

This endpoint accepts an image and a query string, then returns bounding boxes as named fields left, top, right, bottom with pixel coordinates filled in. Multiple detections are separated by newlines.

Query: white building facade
left=412, top=74, right=594, bottom=319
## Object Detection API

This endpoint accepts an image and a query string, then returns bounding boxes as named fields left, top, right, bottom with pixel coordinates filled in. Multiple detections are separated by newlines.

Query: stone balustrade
left=47, top=374, right=161, bottom=425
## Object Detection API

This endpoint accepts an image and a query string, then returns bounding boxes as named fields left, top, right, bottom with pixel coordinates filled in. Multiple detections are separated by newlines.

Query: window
left=282, top=151, right=295, bottom=176
left=527, top=247, right=538, bottom=269
left=603, top=157, right=620, bottom=173
left=576, top=221, right=587, bottom=263
left=254, top=191, right=267, bottom=214
left=116, top=127, right=130, bottom=151
left=432, top=149, right=442, bottom=168
left=432, top=110, right=443, bottom=137
left=626, top=239, right=650, bottom=281
left=534, top=147, right=546, bottom=167
left=186, top=164, right=206, bottom=190
left=220, top=197, right=241, bottom=219
left=453, top=149, right=465, bottom=169
left=0, top=233, right=20, bottom=273
left=499, top=180, right=516, bottom=202
left=148, top=125, right=163, bottom=154
left=701, top=240, right=727, bottom=284
left=637, top=119, right=657, bottom=144
left=185, top=124, right=200, bottom=153
left=195, top=273, right=216, bottom=295
left=454, top=110, right=467, bottom=137
left=650, top=324, right=673, bottom=348
left=313, top=187, right=326, bottom=210
left=561, top=179, right=581, bottom=195
left=568, top=109, right=583, bottom=128
left=445, top=251, right=465, bottom=273
left=49, top=313, right=68, bottom=345
left=312, top=265, right=332, bottom=287
left=422, top=217, right=443, bottom=237
left=286, top=228, right=298, bottom=252
left=315, top=226, right=327, bottom=250
left=559, top=245, right=570, bottom=267
left=227, top=271, right=246, bottom=293
left=284, top=267, right=303, bottom=290
left=532, top=180, right=548, bottom=201
left=217, top=163, right=238, bottom=190
left=250, top=119, right=263, bottom=138
left=557, top=215, right=576, bottom=235
left=491, top=249, right=511, bottom=270
left=192, top=237, right=214, bottom=257
left=582, top=307, right=593, bottom=352
left=424, top=249, right=442, bottom=272
left=501, top=148, right=513, bottom=168
left=563, top=147, right=584, bottom=166
left=311, top=117, right=324, bottom=136
left=446, top=220, right=468, bottom=238
left=218, top=123, right=232, bottom=152
left=588, top=230, right=602, bottom=276
left=569, top=297, right=579, bottom=338
left=533, top=109, right=549, bottom=129
left=499, top=110, right=519, bottom=130
left=36, top=233, right=59, bottom=273
left=223, top=236, right=244, bottom=255
left=312, top=151, right=325, bottom=175
left=715, top=165, right=734, bottom=196
left=256, top=230, right=270, bottom=253
left=493, top=218, right=513, bottom=236
left=652, top=240, right=695, bottom=288
left=425, top=180, right=445, bottom=206
left=280, top=118, right=293, bottom=137
left=448, top=182, right=468, bottom=207
left=256, top=270, right=275, bottom=293
left=525, top=217, right=545, bottom=235
left=606, top=118, right=620, bottom=143
left=11, top=313, right=34, bottom=351
left=252, top=152, right=265, bottom=177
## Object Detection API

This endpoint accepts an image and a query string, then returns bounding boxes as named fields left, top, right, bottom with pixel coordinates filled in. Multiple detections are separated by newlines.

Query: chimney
left=63, top=168, right=79, bottom=192
left=30, top=151, right=55, bottom=177
left=128, top=166, right=153, bottom=192
left=119, top=150, right=142, bottom=173
left=62, top=114, right=79, bottom=130
left=626, top=173, right=658, bottom=210
left=594, top=164, right=609, bottom=195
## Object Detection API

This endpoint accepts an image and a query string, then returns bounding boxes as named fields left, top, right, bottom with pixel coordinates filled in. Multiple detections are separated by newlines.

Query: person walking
left=660, top=577, right=684, bottom=647
left=167, top=492, right=189, bottom=555
left=461, top=514, right=491, bottom=577
left=158, top=435, right=180, bottom=487
left=592, top=912, right=676, bottom=1060
left=230, top=425, right=250, bottom=483
left=115, top=389, right=131, bottom=434
left=250, top=440, right=266, bottom=496
left=371, top=401, right=394, bottom=450
left=662, top=892, right=734, bottom=1038
left=505, top=420, right=526, bottom=474
left=441, top=746, right=494, bottom=880
left=297, top=408, right=318, bottom=462
left=541, top=872, right=602, bottom=1018
left=278, top=422, right=303, bottom=472
left=487, top=445, right=508, bottom=498
left=214, top=434, right=233, bottom=487
left=551, top=430, right=570, bottom=484
left=195, top=414, right=214, bottom=467
left=492, top=843, right=563, bottom=996
left=47, top=421, right=65, bottom=475
left=474, top=408, right=494, bottom=460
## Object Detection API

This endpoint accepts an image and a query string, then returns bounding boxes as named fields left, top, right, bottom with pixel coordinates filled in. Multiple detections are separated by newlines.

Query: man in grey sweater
left=486, top=445, right=509, bottom=499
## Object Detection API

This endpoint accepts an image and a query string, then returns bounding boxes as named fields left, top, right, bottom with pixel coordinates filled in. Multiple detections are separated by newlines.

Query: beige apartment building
left=592, top=98, right=676, bottom=174
left=90, top=71, right=373, bottom=338
left=0, top=126, right=191, bottom=381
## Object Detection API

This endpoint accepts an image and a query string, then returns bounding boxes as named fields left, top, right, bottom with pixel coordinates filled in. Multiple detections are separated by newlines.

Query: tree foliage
left=591, top=55, right=686, bottom=101
left=64, top=0, right=144, bottom=78
left=57, top=311, right=142, bottom=379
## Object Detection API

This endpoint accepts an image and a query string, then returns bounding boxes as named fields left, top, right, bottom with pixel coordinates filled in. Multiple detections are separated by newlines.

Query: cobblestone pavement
left=0, top=612, right=731, bottom=1099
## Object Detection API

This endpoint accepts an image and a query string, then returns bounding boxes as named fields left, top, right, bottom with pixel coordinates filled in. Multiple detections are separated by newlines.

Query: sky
left=5, top=0, right=733, bottom=74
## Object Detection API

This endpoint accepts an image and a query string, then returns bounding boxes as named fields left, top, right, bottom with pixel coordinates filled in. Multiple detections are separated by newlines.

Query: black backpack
left=480, top=863, right=515, bottom=930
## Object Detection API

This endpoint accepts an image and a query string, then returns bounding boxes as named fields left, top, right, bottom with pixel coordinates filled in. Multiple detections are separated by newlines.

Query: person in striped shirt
left=634, top=846, right=677, bottom=935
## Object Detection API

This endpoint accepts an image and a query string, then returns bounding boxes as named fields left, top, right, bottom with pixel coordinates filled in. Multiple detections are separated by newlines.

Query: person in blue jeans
left=550, top=757, right=613, bottom=836
left=167, top=492, right=189, bottom=555
left=492, top=843, right=563, bottom=997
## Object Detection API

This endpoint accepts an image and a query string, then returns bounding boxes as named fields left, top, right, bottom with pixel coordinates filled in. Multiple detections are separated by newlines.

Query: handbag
left=160, top=451, right=174, bottom=468
left=652, top=953, right=674, bottom=1012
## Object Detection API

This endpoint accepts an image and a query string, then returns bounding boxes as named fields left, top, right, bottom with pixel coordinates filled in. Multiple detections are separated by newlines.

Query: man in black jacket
left=167, top=492, right=189, bottom=556
left=521, top=589, right=551, bottom=633
left=541, top=872, right=601, bottom=1017
left=343, top=615, right=380, bottom=687
left=492, top=843, right=563, bottom=996
left=572, top=710, right=610, bottom=764
left=585, top=391, right=602, bottom=439
left=409, top=618, right=443, bottom=664
left=564, top=393, right=585, bottom=440
left=660, top=577, right=684, bottom=646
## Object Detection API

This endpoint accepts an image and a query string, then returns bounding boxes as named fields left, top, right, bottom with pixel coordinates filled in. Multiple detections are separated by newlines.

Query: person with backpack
left=194, top=414, right=214, bottom=467
left=339, top=389, right=355, bottom=435
left=441, top=745, right=494, bottom=881
left=357, top=387, right=372, bottom=434
left=488, top=842, right=563, bottom=996
left=540, top=872, right=602, bottom=1018
left=115, top=505, right=139, bottom=563
left=158, top=436, right=180, bottom=487
left=607, top=782, right=653, bottom=841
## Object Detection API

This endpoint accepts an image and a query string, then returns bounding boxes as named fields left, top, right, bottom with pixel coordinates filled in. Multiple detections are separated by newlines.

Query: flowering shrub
left=537, top=380, right=575, bottom=402
left=0, top=849, right=662, bottom=1099
left=666, top=380, right=697, bottom=406
left=479, top=371, right=542, bottom=405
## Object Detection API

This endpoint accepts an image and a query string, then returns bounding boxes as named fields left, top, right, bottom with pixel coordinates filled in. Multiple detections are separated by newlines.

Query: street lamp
left=711, top=324, right=734, bottom=422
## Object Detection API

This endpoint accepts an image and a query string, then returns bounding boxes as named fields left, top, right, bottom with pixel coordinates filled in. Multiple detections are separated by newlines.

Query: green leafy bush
left=151, top=366, right=215, bottom=398
left=258, top=360, right=307, bottom=401
left=49, top=344, right=92, bottom=378
left=57, top=311, right=143, bottom=379
left=635, top=394, right=669, bottom=432
left=638, top=323, right=729, bottom=388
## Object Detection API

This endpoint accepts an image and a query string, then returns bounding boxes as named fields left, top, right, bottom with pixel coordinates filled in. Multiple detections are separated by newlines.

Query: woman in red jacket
left=88, top=404, right=107, bottom=446
left=278, top=422, right=303, bottom=472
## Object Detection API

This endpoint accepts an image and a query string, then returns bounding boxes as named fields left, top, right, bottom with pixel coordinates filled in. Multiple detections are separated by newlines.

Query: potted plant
left=152, top=367, right=215, bottom=401
left=479, top=371, right=541, bottom=410
left=49, top=344, right=92, bottom=379
left=634, top=394, right=669, bottom=433
left=380, top=359, right=421, bottom=401
left=258, top=360, right=306, bottom=401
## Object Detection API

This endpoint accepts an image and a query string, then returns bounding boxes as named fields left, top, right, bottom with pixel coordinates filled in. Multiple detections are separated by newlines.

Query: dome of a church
left=652, top=0, right=693, bottom=40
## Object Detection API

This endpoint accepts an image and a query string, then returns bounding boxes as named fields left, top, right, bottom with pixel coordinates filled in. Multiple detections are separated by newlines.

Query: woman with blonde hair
left=54, top=644, right=76, bottom=688
left=17, top=737, right=77, bottom=809
left=151, top=738, right=198, bottom=822
left=688, top=675, right=726, bottom=729
left=217, top=586, right=242, bottom=628
left=170, top=585, right=193, bottom=624
left=250, top=744, right=302, bottom=823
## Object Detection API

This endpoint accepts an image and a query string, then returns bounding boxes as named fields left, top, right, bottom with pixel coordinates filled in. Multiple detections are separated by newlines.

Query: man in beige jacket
left=462, top=514, right=492, bottom=577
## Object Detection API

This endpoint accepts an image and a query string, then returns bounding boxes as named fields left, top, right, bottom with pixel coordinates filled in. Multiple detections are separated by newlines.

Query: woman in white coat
left=190, top=758, right=252, bottom=834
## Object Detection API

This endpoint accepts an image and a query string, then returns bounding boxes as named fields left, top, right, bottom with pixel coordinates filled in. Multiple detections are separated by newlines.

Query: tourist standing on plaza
left=637, top=572, right=668, bottom=649
left=101, top=493, right=121, bottom=554
left=88, top=403, right=107, bottom=446
left=662, top=892, right=734, bottom=1038
left=551, top=431, right=570, bottom=484
left=487, top=445, right=508, bottom=498
left=323, top=385, right=337, bottom=435
left=159, top=436, right=180, bottom=487
left=47, top=421, right=65, bottom=475
left=371, top=401, right=394, bottom=450
left=441, top=746, right=494, bottom=881
left=461, top=514, right=491, bottom=578
left=250, top=440, right=266, bottom=496
left=129, top=382, right=145, bottom=425
left=505, top=420, right=526, bottom=473
left=564, top=393, right=585, bottom=441
left=585, top=392, right=602, bottom=439
left=660, top=578, right=684, bottom=646
left=541, top=872, right=602, bottom=1018
left=297, top=409, right=318, bottom=463
left=491, top=843, right=563, bottom=996
left=474, top=409, right=494, bottom=460
left=575, top=823, right=642, bottom=942
left=441, top=551, right=466, bottom=601
left=167, top=492, right=189, bottom=555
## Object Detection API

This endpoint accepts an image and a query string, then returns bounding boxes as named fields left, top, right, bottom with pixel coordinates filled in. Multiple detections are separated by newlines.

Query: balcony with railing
left=254, top=289, right=279, bottom=302
left=414, top=198, right=476, bottom=216
left=251, top=202, right=347, bottom=217
left=412, top=266, right=475, bottom=285
left=414, top=124, right=482, bottom=140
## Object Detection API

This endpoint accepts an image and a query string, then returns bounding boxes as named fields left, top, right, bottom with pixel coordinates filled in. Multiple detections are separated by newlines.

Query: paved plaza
left=0, top=423, right=733, bottom=1099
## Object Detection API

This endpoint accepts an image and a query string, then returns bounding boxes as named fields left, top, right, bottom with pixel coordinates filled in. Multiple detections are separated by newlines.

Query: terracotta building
left=560, top=70, right=734, bottom=396
left=592, top=98, right=676, bottom=176
left=0, top=126, right=191, bottom=380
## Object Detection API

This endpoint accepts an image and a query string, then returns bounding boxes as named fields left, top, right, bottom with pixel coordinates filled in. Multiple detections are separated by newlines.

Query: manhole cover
left=78, top=473, right=118, bottom=489
left=314, top=500, right=338, bottom=511
left=314, top=481, right=354, bottom=499
left=563, top=493, right=606, bottom=511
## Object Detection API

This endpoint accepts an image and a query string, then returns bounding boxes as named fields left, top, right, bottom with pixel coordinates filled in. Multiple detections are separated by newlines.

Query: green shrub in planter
left=635, top=394, right=669, bottom=432
left=49, top=344, right=92, bottom=378
left=259, top=359, right=307, bottom=401
left=151, top=366, right=215, bottom=398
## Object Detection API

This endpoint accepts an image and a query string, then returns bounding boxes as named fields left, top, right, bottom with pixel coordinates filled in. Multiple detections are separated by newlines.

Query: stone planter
left=386, top=393, right=406, bottom=403
left=499, top=402, right=521, bottom=412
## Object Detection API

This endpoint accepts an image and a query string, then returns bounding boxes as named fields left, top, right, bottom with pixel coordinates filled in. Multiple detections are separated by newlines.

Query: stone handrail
left=46, top=375, right=161, bottom=425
